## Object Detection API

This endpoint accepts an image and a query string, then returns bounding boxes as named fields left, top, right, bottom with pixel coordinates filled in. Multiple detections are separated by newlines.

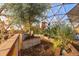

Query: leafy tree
left=5, top=3, right=51, bottom=34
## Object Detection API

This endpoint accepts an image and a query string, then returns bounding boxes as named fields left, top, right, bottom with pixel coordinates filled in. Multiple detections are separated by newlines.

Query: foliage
left=43, top=23, right=75, bottom=51
left=53, top=39, right=62, bottom=50
left=32, top=26, right=43, bottom=34
left=5, top=3, right=51, bottom=32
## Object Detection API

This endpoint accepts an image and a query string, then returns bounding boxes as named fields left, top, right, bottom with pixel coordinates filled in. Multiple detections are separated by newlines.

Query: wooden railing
left=63, top=43, right=79, bottom=56
left=0, top=34, right=22, bottom=56
left=34, top=34, right=54, bottom=43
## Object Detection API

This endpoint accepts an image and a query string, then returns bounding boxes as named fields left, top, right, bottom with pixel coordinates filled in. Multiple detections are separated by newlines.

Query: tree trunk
left=28, top=17, right=32, bottom=36
left=28, top=15, right=35, bottom=36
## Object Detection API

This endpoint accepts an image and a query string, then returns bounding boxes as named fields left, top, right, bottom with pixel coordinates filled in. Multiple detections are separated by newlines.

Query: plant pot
left=54, top=47, right=61, bottom=56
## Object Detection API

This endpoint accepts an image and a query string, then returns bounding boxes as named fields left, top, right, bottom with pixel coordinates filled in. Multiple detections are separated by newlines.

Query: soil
left=20, top=40, right=53, bottom=56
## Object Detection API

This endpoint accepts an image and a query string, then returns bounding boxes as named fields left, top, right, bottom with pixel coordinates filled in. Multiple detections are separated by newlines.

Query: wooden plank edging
left=0, top=34, right=19, bottom=56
